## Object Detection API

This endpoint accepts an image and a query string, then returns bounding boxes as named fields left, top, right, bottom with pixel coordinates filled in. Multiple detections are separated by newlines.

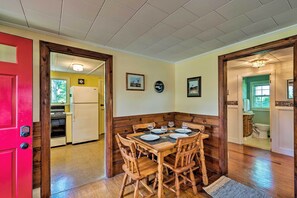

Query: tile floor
left=243, top=136, right=270, bottom=150
left=50, top=139, right=105, bottom=195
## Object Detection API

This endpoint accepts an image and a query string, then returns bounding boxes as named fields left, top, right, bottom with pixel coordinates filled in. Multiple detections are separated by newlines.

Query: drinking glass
left=168, top=121, right=174, bottom=128
left=182, top=122, right=188, bottom=131
left=161, top=126, right=168, bottom=133
left=147, top=124, right=154, bottom=134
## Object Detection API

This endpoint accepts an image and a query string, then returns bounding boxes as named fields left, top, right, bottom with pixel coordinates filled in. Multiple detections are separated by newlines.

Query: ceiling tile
left=142, top=43, right=169, bottom=55
left=0, top=0, right=27, bottom=26
left=60, top=26, right=88, bottom=39
left=24, top=10, right=60, bottom=33
left=97, top=1, right=137, bottom=22
left=184, top=46, right=207, bottom=57
left=157, top=36, right=182, bottom=48
left=21, top=0, right=62, bottom=16
left=216, top=0, right=262, bottom=19
left=172, top=25, right=201, bottom=40
left=216, top=15, right=253, bottom=33
left=125, top=40, right=151, bottom=52
left=199, top=39, right=225, bottom=50
left=217, top=30, right=247, bottom=43
left=196, top=28, right=225, bottom=41
left=179, top=38, right=203, bottom=48
left=86, top=1, right=137, bottom=44
left=273, top=7, right=297, bottom=27
left=288, top=0, right=297, bottom=8
left=148, top=0, right=190, bottom=14
left=135, top=23, right=177, bottom=45
left=86, top=17, right=123, bottom=44
left=183, top=0, right=230, bottom=17
left=241, top=18, right=278, bottom=36
left=191, top=11, right=226, bottom=31
left=246, top=0, right=291, bottom=22
left=162, top=7, right=198, bottom=29
left=132, top=4, right=168, bottom=27
left=113, top=0, right=147, bottom=10
left=107, top=20, right=151, bottom=49
left=159, top=44, right=187, bottom=56
left=62, top=0, right=104, bottom=21
left=259, top=0, right=274, bottom=4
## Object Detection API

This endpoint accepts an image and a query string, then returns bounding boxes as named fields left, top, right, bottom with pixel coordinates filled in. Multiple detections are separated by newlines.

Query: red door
left=0, top=32, right=33, bottom=198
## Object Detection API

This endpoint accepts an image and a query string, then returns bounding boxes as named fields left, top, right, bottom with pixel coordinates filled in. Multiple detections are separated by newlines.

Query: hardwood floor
left=228, top=143, right=294, bottom=198
left=47, top=142, right=293, bottom=198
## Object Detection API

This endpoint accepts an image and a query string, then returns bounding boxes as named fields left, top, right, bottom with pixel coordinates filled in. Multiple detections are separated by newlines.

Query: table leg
left=157, top=152, right=164, bottom=198
left=199, top=140, right=208, bottom=185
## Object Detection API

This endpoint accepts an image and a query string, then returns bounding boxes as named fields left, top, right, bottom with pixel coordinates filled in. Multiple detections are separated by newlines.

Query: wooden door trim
left=218, top=35, right=297, bottom=195
left=40, top=41, right=113, bottom=198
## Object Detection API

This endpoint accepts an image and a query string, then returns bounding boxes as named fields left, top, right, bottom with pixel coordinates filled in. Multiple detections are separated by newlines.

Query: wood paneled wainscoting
left=33, top=122, right=41, bottom=188
left=112, top=112, right=221, bottom=182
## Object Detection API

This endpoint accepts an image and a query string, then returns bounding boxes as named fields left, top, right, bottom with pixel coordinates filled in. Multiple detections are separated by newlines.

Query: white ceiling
left=1, top=0, right=297, bottom=62
left=227, top=46, right=293, bottom=69
left=50, top=52, right=105, bottom=76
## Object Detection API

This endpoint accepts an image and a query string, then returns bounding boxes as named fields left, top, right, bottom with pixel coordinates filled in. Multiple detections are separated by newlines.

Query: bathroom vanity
left=243, top=113, right=254, bottom=137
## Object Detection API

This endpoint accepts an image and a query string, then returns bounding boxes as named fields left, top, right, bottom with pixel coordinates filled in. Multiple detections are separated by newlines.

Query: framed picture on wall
left=287, top=79, right=293, bottom=99
left=126, top=73, right=145, bottom=91
left=187, top=76, right=201, bottom=97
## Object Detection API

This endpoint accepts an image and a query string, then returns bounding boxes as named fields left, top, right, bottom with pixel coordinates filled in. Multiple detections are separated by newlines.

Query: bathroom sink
left=243, top=111, right=254, bottom=115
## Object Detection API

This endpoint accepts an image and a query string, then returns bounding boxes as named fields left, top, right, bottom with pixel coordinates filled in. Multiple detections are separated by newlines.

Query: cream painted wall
left=0, top=24, right=175, bottom=122
left=175, top=24, right=297, bottom=116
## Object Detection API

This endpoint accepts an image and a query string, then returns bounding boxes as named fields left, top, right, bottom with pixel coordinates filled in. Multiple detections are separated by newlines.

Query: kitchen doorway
left=39, top=42, right=113, bottom=198
left=49, top=52, right=106, bottom=195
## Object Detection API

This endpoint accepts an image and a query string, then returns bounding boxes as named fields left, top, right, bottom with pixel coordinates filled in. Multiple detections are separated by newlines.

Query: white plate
left=140, top=134, right=160, bottom=141
left=175, top=128, right=192, bottom=133
left=151, top=129, right=166, bottom=134
left=169, top=133, right=188, bottom=139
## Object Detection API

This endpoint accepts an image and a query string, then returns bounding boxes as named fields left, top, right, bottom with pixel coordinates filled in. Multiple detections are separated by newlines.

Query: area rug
left=203, top=176, right=271, bottom=198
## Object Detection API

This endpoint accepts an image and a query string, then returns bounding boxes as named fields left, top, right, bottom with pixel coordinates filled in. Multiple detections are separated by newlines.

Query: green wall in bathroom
left=243, top=75, right=270, bottom=125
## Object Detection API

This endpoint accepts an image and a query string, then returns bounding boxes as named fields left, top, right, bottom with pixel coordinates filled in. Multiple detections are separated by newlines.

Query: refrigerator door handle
left=72, top=105, right=75, bottom=122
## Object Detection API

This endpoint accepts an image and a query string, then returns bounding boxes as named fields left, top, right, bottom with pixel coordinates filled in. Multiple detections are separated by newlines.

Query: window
left=51, top=79, right=67, bottom=104
left=251, top=82, right=270, bottom=109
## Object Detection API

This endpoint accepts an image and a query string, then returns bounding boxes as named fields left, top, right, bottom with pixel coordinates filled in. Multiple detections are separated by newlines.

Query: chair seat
left=123, top=156, right=158, bottom=180
left=164, top=156, right=195, bottom=174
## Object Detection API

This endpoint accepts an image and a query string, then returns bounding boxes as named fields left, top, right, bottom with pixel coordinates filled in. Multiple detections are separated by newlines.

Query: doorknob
left=20, top=143, right=29, bottom=149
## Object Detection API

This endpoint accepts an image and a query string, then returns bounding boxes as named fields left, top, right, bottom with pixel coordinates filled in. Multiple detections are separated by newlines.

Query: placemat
left=134, top=131, right=199, bottom=145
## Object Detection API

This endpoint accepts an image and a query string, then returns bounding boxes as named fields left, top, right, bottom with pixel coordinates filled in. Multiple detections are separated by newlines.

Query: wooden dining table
left=127, top=129, right=209, bottom=198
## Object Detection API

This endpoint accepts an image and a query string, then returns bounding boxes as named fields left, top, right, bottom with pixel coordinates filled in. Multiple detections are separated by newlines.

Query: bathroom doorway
left=242, top=74, right=271, bottom=150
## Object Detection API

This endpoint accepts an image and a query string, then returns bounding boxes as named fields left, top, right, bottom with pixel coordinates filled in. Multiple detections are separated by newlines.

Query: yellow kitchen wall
left=0, top=24, right=175, bottom=122
left=50, top=71, right=102, bottom=112
left=175, top=24, right=297, bottom=116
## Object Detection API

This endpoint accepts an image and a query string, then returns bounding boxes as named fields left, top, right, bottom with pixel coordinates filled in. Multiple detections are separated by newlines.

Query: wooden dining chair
left=132, top=122, right=156, bottom=133
left=115, top=133, right=158, bottom=198
left=182, top=122, right=208, bottom=185
left=163, top=133, right=200, bottom=197
left=132, top=122, right=156, bottom=158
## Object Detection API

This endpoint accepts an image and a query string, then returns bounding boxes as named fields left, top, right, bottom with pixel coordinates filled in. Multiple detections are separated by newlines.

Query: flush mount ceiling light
left=72, top=64, right=84, bottom=71
left=251, top=59, right=267, bottom=68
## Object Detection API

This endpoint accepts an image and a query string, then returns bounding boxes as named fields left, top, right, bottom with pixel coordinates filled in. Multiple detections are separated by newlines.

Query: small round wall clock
left=154, top=81, right=164, bottom=93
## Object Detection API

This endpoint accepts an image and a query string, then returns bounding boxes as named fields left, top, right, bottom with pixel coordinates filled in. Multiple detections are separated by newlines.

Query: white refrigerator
left=70, top=86, right=99, bottom=144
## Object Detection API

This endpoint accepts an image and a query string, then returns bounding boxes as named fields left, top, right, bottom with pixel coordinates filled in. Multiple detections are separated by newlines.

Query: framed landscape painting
left=187, top=76, right=201, bottom=97
left=126, top=73, right=145, bottom=91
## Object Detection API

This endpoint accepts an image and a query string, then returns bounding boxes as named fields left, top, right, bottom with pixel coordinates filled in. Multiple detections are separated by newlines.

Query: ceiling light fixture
left=251, top=59, right=267, bottom=68
left=72, top=64, right=84, bottom=71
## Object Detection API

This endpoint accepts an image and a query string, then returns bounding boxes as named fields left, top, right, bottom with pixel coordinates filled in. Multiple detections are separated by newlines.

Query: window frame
left=250, top=81, right=270, bottom=110
left=50, top=77, right=70, bottom=106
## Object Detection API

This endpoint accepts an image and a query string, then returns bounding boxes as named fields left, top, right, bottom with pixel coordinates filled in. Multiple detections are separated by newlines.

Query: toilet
left=253, top=123, right=270, bottom=139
